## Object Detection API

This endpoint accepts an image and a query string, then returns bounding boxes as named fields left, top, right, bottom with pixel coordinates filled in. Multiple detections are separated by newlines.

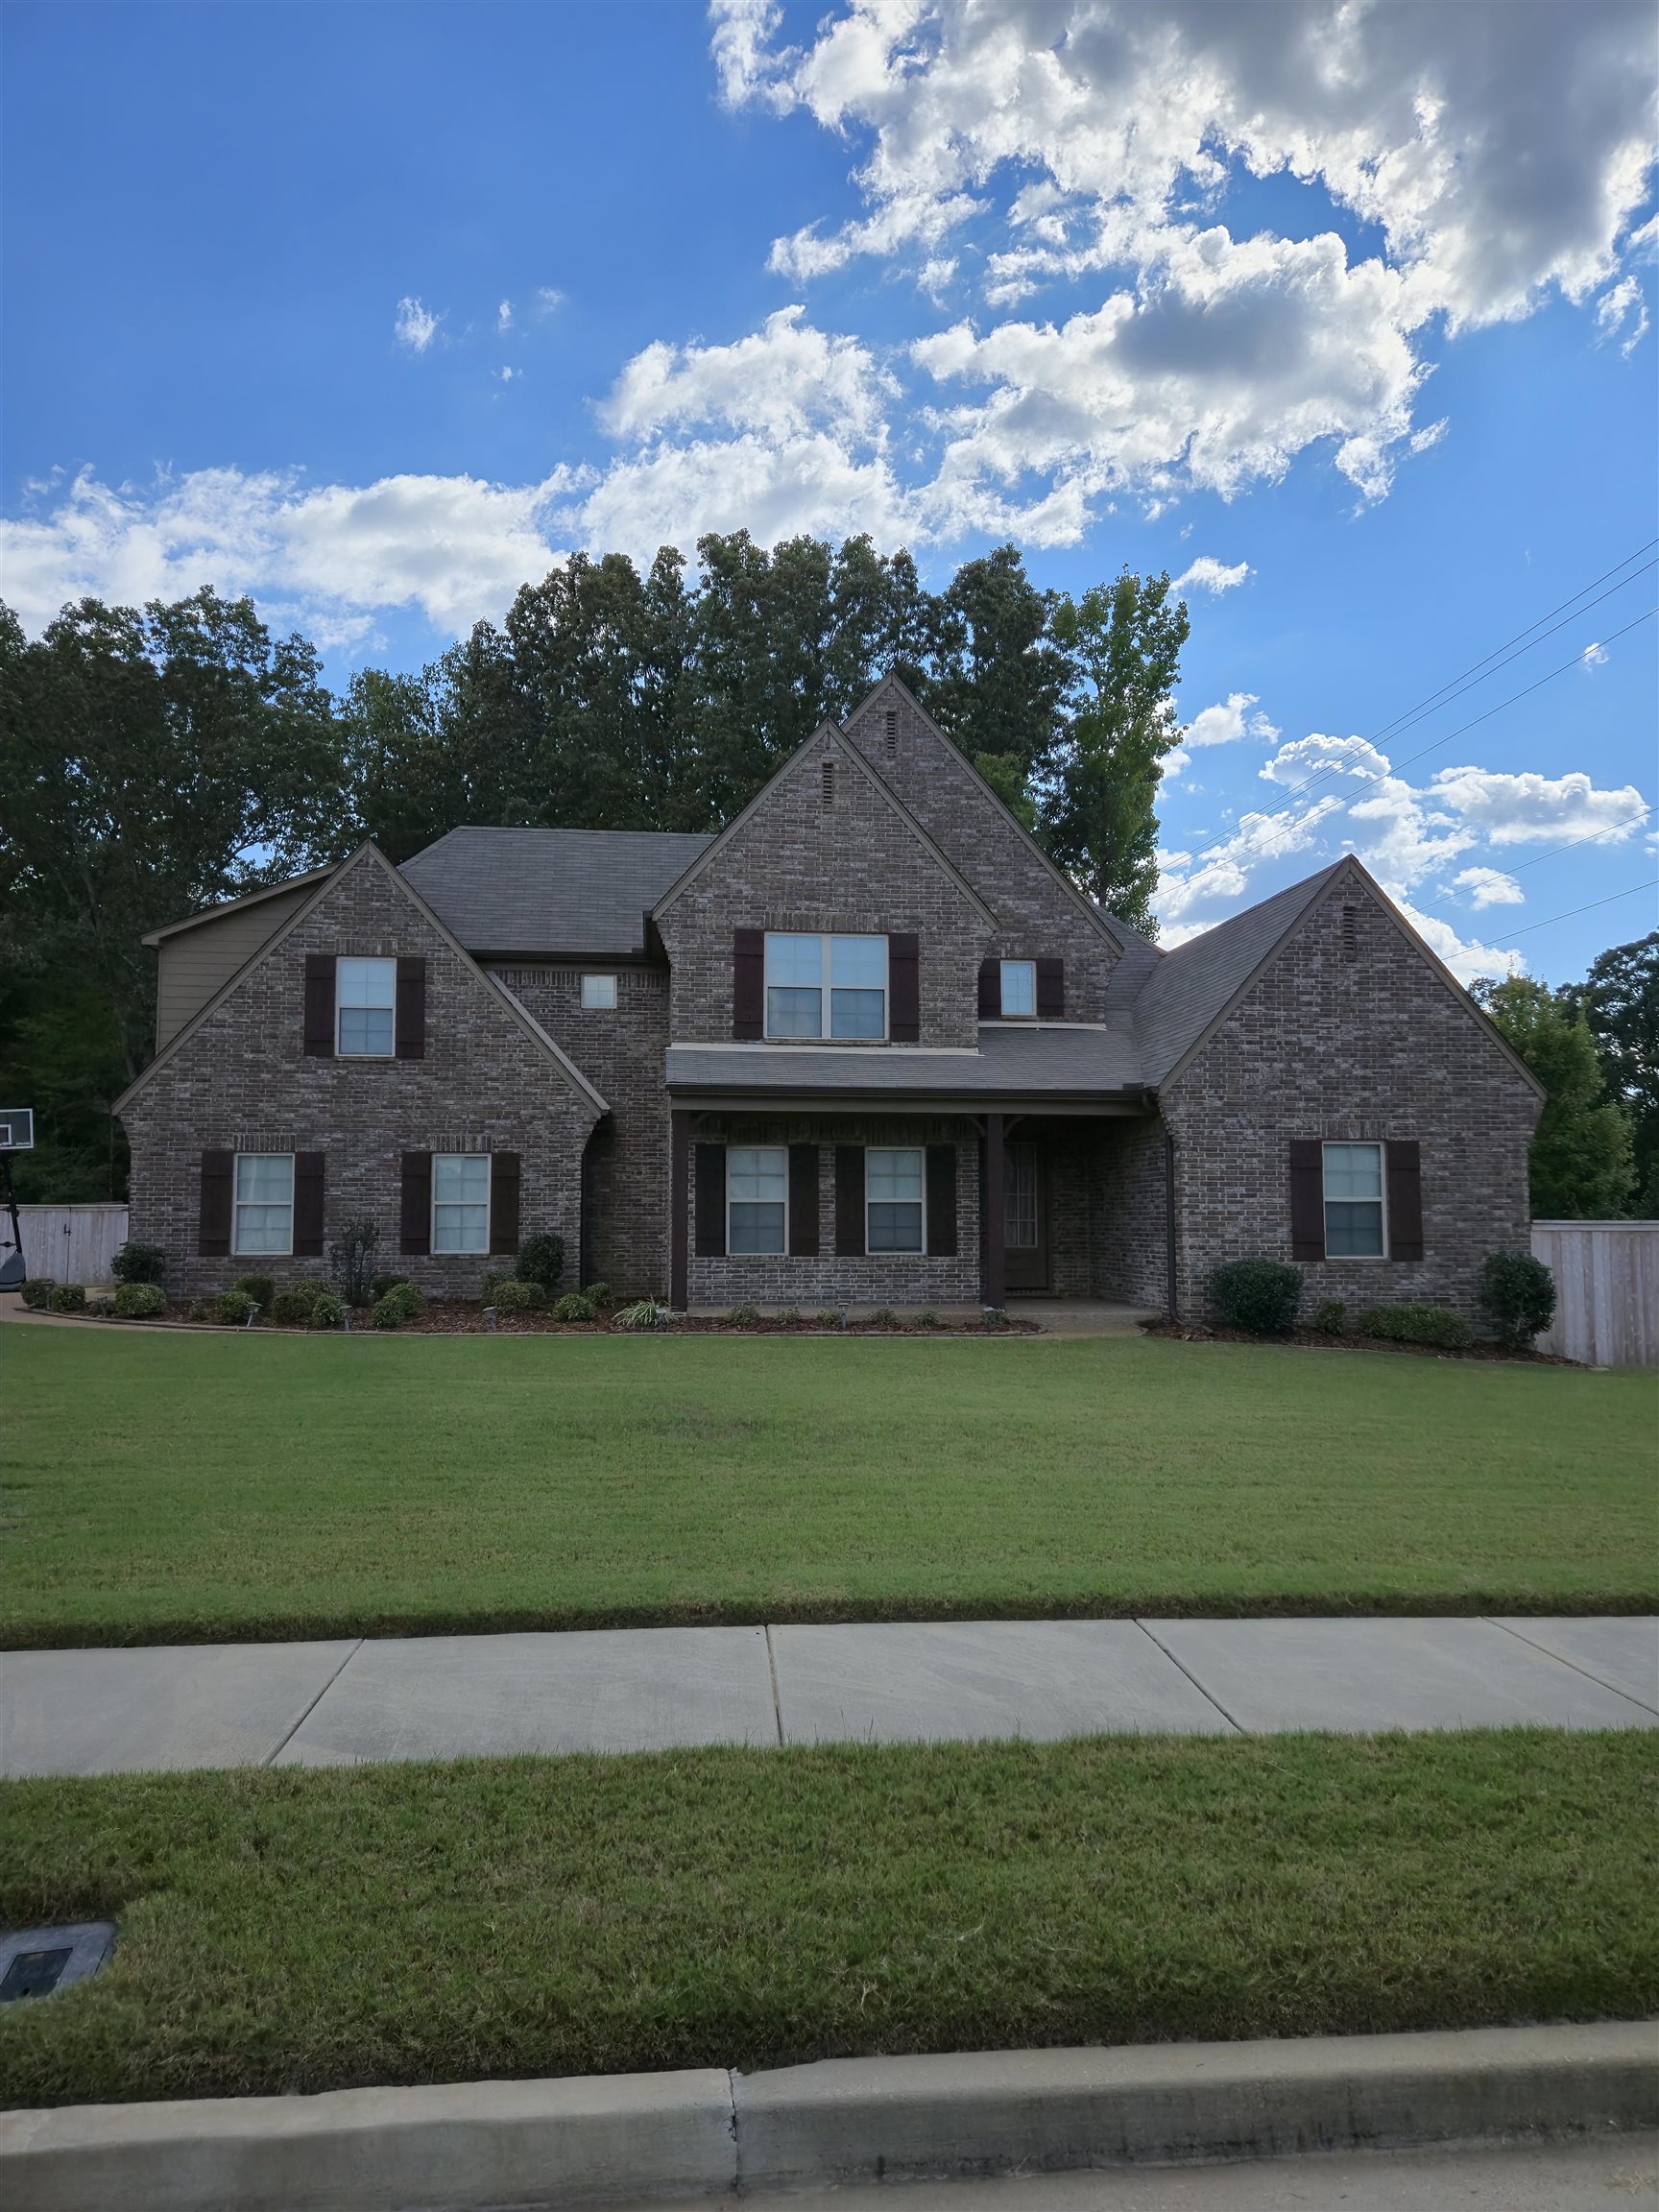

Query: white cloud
left=1596, top=275, right=1650, bottom=354
left=497, top=300, right=514, bottom=332
left=1426, top=764, right=1650, bottom=845
left=599, top=306, right=897, bottom=445
left=1185, top=691, right=1279, bottom=749
left=1171, top=556, right=1251, bottom=595
left=1450, top=865, right=1525, bottom=909
left=1581, top=638, right=1610, bottom=667
left=535, top=287, right=565, bottom=316
left=1393, top=899, right=1526, bottom=986
left=393, top=297, right=442, bottom=353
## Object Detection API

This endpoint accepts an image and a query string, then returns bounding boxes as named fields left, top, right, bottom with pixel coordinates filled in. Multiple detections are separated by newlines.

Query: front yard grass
left=1, top=1729, right=1652, bottom=2105
left=3, top=1327, right=1654, bottom=1647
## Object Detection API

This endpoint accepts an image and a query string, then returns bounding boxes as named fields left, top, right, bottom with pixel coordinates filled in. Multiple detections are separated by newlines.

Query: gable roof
left=114, top=842, right=610, bottom=1118
left=651, top=719, right=998, bottom=927
left=400, top=826, right=714, bottom=958
left=139, top=867, right=336, bottom=948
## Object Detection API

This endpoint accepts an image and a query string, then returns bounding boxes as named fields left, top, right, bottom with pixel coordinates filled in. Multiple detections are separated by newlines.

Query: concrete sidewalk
left=3, top=1614, right=1653, bottom=1776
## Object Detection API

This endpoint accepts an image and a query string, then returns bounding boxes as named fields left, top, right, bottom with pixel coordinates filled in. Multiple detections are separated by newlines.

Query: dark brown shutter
left=733, top=928, right=764, bottom=1040
left=294, top=1152, right=325, bottom=1256
left=1288, top=1139, right=1325, bottom=1262
left=926, top=1143, right=957, bottom=1257
left=888, top=933, right=920, bottom=1043
left=788, top=1143, right=820, bottom=1256
left=1036, top=956, right=1065, bottom=1020
left=491, top=1152, right=520, bottom=1257
left=199, top=1149, right=232, bottom=1256
left=694, top=1143, right=727, bottom=1257
left=1386, top=1140, right=1424, bottom=1262
left=303, top=954, right=336, bottom=1056
left=400, top=1151, right=432, bottom=1256
left=834, top=1145, right=865, bottom=1256
left=395, top=957, right=426, bottom=1060
left=977, top=958, right=999, bottom=1018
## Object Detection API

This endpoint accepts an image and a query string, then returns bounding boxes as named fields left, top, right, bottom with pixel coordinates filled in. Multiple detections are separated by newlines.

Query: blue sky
left=3, top=0, right=1655, bottom=982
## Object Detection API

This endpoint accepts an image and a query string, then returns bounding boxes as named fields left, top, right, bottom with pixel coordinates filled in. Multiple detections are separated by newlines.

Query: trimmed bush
left=552, top=1292, right=597, bottom=1323
left=370, top=1274, right=413, bottom=1303
left=916, top=1308, right=940, bottom=1328
left=815, top=1308, right=843, bottom=1329
left=235, top=1275, right=276, bottom=1312
left=614, top=1297, right=667, bottom=1331
left=1478, top=1250, right=1556, bottom=1349
left=1310, top=1298, right=1349, bottom=1335
left=111, top=1240, right=167, bottom=1286
left=307, top=1292, right=344, bottom=1331
left=370, top=1294, right=405, bottom=1331
left=492, top=1280, right=543, bottom=1314
left=727, top=1303, right=763, bottom=1328
left=49, top=1284, right=87, bottom=1313
left=375, top=1281, right=426, bottom=1323
left=581, top=1281, right=615, bottom=1309
left=20, top=1279, right=55, bottom=1310
left=776, top=1307, right=804, bottom=1326
left=113, top=1282, right=167, bottom=1320
left=517, top=1234, right=565, bottom=1294
left=479, top=1270, right=514, bottom=1301
left=184, top=1298, right=218, bottom=1324
left=216, top=1290, right=257, bottom=1326
left=270, top=1286, right=323, bottom=1327
left=1357, top=1302, right=1473, bottom=1351
left=1208, top=1260, right=1304, bottom=1334
left=864, top=1307, right=900, bottom=1329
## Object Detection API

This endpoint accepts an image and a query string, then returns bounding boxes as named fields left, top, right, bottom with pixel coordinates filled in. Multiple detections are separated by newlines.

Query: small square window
left=1323, top=1142, right=1385, bottom=1257
left=867, top=1147, right=924, bottom=1253
left=581, top=974, right=617, bottom=1010
left=999, top=960, right=1036, bottom=1018
left=234, top=1154, right=294, bottom=1255
left=433, top=1154, right=491, bottom=1253
left=729, top=1146, right=787, bottom=1254
left=337, top=957, right=396, bottom=1055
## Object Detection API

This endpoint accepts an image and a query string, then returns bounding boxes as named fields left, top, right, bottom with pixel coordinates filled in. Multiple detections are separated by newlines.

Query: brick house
left=115, top=676, right=1543, bottom=1315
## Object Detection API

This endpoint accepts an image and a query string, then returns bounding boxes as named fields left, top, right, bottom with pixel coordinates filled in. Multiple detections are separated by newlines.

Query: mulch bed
left=1143, top=1319, right=1575, bottom=1364
left=396, top=1302, right=1040, bottom=1337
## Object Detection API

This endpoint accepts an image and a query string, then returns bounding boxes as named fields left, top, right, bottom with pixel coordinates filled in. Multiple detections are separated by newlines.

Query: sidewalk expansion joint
left=1133, top=1620, right=1244, bottom=1733
left=1482, top=1617, right=1659, bottom=1716
left=763, top=1626, right=784, bottom=1746
left=262, top=1639, right=364, bottom=1766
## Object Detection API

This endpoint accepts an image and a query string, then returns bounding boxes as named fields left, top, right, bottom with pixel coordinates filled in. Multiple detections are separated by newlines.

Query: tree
left=1561, top=932, right=1659, bottom=1216
left=926, top=546, right=1070, bottom=814
left=1473, top=976, right=1636, bottom=1217
left=1044, top=570, right=1190, bottom=933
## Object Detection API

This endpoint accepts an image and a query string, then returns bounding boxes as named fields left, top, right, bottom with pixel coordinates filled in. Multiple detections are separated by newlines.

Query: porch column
left=669, top=1109, right=690, bottom=1310
left=983, top=1111, right=1006, bottom=1308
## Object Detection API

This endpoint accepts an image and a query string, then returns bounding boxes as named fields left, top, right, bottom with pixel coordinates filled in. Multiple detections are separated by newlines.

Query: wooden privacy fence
left=1530, top=1220, right=1659, bottom=1368
left=8, top=1205, right=131, bottom=1287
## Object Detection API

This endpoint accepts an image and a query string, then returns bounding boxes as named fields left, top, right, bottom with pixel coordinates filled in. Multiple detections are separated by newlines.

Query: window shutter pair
left=976, top=957, right=1066, bottom=1018
left=198, top=1148, right=324, bottom=1255
left=693, top=1143, right=820, bottom=1256
left=398, top=1151, right=518, bottom=1257
left=1288, top=1139, right=1424, bottom=1262
left=302, top=954, right=425, bottom=1057
left=830, top=1144, right=956, bottom=1257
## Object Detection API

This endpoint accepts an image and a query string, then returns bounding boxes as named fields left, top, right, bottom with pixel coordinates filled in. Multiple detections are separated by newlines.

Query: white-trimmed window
left=233, top=1153, right=294, bottom=1255
left=337, top=957, right=396, bottom=1055
left=729, top=1146, right=787, bottom=1254
left=867, top=1147, right=924, bottom=1253
left=433, top=1154, right=490, bottom=1253
left=581, top=974, right=617, bottom=1010
left=1323, top=1142, right=1385, bottom=1257
left=764, top=933, right=887, bottom=1040
left=999, top=960, right=1036, bottom=1018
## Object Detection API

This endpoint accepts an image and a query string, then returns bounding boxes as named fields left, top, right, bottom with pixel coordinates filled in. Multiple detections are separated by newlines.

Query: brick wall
left=1092, top=1115, right=1169, bottom=1307
left=120, top=850, right=601, bottom=1298
left=1163, top=870, right=1539, bottom=1319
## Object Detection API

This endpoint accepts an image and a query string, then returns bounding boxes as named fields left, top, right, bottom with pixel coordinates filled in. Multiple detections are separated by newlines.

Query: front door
left=1003, top=1141, right=1047, bottom=1292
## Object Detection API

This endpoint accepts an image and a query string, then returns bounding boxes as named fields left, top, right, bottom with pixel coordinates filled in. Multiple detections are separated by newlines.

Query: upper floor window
left=337, top=957, right=396, bottom=1055
left=729, top=1145, right=787, bottom=1253
left=234, top=1153, right=293, bottom=1255
left=765, top=933, right=886, bottom=1041
left=433, top=1154, right=490, bottom=1253
left=999, top=960, right=1036, bottom=1019
left=1323, top=1142, right=1384, bottom=1257
left=581, top=974, right=617, bottom=1010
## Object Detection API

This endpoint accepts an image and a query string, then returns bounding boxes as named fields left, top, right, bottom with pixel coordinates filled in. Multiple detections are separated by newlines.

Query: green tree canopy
left=1561, top=932, right=1659, bottom=1215
left=1474, top=975, right=1636, bottom=1218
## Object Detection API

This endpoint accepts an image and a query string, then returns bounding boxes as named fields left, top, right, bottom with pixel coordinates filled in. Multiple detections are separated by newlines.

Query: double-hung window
left=233, top=1154, right=294, bottom=1255
left=867, top=1147, right=924, bottom=1253
left=337, top=957, right=396, bottom=1055
left=764, top=934, right=887, bottom=1040
left=729, top=1146, right=787, bottom=1254
left=1322, top=1142, right=1385, bottom=1257
left=433, top=1154, right=490, bottom=1252
left=999, top=960, right=1036, bottom=1018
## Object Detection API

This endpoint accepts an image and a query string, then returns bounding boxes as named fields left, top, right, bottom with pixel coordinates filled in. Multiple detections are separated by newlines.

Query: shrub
left=20, top=1279, right=55, bottom=1310
left=370, top=1294, right=404, bottom=1330
left=375, top=1280, right=426, bottom=1323
left=552, top=1292, right=597, bottom=1323
left=49, top=1284, right=86, bottom=1313
left=915, top=1308, right=940, bottom=1328
left=111, top=1239, right=166, bottom=1286
left=727, top=1303, right=763, bottom=1328
left=614, top=1297, right=667, bottom=1331
left=776, top=1306, right=803, bottom=1326
left=864, top=1306, right=900, bottom=1329
left=1310, top=1298, right=1349, bottom=1335
left=369, top=1274, right=412, bottom=1303
left=184, top=1298, right=217, bottom=1324
left=1357, top=1302, right=1473, bottom=1351
left=307, top=1292, right=344, bottom=1331
left=816, top=1308, right=843, bottom=1330
left=480, top=1270, right=514, bottom=1301
left=270, top=1285, right=324, bottom=1326
left=328, top=1218, right=379, bottom=1308
left=1478, top=1250, right=1556, bottom=1349
left=113, top=1282, right=167, bottom=1320
left=234, top=1274, right=276, bottom=1312
left=517, top=1233, right=565, bottom=1293
left=491, top=1280, right=542, bottom=1314
left=581, top=1281, right=615, bottom=1309
left=88, top=1295, right=117, bottom=1316
left=1209, top=1259, right=1304, bottom=1334
left=216, top=1289, right=257, bottom=1326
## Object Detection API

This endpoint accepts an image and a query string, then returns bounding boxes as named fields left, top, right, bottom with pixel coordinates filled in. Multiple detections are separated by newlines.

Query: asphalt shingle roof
left=399, top=827, right=714, bottom=957
left=665, top=1022, right=1145, bottom=1098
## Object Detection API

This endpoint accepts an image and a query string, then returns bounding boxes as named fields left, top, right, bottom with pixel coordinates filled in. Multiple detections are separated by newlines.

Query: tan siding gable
left=154, top=884, right=316, bottom=1049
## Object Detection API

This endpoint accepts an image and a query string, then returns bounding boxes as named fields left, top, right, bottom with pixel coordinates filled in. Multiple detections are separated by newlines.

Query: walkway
left=4, top=1615, right=1653, bottom=1776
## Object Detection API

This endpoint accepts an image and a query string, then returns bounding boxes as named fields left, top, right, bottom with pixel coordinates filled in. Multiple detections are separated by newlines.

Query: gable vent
left=883, top=707, right=898, bottom=760
left=1341, top=903, right=1358, bottom=961
left=821, top=758, right=836, bottom=807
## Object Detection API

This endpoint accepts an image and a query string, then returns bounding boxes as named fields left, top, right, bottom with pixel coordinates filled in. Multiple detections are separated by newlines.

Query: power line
left=1484, top=879, right=1659, bottom=946
left=1410, top=805, right=1656, bottom=923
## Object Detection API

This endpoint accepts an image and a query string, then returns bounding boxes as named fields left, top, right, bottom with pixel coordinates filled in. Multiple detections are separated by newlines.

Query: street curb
left=1, top=2023, right=1654, bottom=2211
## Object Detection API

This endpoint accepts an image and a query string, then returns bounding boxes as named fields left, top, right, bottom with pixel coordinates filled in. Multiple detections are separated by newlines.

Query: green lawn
left=3, top=1327, right=1654, bottom=1647
left=1, top=1730, right=1652, bottom=2106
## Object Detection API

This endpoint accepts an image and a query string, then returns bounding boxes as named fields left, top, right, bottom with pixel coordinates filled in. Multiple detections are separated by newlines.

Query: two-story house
left=115, top=676, right=1544, bottom=1316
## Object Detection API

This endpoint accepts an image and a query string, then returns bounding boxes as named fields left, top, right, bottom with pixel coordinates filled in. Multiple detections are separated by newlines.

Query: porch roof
left=664, top=1021, right=1145, bottom=1107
